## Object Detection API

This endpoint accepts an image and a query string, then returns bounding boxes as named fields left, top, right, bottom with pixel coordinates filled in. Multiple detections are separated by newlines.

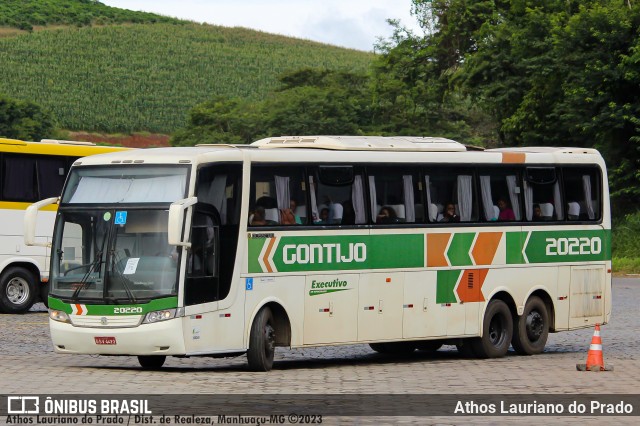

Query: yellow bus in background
left=0, top=138, right=129, bottom=313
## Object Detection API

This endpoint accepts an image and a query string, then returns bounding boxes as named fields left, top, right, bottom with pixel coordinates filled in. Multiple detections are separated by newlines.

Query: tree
left=171, top=96, right=262, bottom=146
left=172, top=69, right=372, bottom=146
left=264, top=68, right=371, bottom=136
left=0, top=94, right=55, bottom=141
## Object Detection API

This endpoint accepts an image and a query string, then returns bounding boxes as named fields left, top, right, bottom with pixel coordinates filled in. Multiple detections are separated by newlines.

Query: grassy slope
left=0, top=0, right=180, bottom=28
left=0, top=3, right=373, bottom=134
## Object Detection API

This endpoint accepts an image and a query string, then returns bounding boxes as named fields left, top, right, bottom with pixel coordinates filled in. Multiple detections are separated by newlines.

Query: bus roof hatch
left=251, top=136, right=467, bottom=152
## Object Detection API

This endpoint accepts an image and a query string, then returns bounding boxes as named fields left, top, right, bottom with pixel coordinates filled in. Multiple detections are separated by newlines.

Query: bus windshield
left=62, top=165, right=188, bottom=204
left=50, top=209, right=179, bottom=303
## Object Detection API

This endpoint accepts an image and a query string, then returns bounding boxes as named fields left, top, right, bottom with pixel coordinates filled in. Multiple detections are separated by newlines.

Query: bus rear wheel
left=0, top=267, right=37, bottom=314
left=472, top=299, right=513, bottom=358
left=247, top=307, right=276, bottom=371
left=512, top=296, right=549, bottom=355
left=138, top=355, right=166, bottom=370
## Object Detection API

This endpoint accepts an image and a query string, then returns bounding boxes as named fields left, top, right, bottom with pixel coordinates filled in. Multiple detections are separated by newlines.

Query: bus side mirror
left=168, top=197, right=198, bottom=247
left=24, top=197, right=59, bottom=247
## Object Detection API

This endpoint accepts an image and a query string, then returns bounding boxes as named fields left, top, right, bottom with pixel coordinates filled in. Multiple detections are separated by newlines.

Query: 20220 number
left=545, top=237, right=601, bottom=256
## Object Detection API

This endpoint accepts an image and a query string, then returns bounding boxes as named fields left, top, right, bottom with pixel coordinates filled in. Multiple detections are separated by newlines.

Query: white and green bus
left=25, top=136, right=611, bottom=371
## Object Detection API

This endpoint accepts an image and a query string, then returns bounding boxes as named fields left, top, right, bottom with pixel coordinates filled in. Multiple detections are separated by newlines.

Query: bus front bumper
left=50, top=318, right=186, bottom=356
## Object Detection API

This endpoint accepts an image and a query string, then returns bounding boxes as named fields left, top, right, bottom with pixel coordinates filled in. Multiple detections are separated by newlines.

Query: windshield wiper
left=71, top=251, right=104, bottom=300
left=109, top=251, right=137, bottom=304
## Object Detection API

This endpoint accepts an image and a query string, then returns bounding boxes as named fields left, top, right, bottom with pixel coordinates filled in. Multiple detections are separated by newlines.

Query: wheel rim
left=525, top=310, right=544, bottom=342
left=6, top=277, right=29, bottom=305
left=488, top=314, right=506, bottom=347
left=264, top=323, right=275, bottom=357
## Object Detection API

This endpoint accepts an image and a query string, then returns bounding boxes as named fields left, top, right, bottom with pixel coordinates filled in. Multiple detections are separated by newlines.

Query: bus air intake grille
left=70, top=315, right=142, bottom=328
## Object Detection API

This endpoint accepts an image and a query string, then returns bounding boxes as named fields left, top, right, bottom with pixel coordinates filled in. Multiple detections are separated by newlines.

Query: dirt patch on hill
left=68, top=132, right=171, bottom=148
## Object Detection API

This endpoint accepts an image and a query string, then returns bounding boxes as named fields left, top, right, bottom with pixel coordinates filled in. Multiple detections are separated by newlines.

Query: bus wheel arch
left=512, top=291, right=552, bottom=355
left=246, top=302, right=291, bottom=372
left=0, top=263, right=40, bottom=314
left=471, top=292, right=515, bottom=358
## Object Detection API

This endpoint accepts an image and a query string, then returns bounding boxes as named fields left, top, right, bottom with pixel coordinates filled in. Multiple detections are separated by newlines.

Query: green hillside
left=0, top=0, right=180, bottom=30
left=0, top=4, right=373, bottom=134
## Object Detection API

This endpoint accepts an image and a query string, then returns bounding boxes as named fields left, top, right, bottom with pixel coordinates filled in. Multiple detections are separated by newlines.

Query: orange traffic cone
left=576, top=324, right=613, bottom=371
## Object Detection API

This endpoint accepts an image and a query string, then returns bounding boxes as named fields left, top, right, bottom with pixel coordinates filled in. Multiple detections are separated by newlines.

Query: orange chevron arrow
left=262, top=237, right=277, bottom=273
left=456, top=269, right=487, bottom=303
left=472, top=232, right=502, bottom=265
left=427, top=233, right=451, bottom=267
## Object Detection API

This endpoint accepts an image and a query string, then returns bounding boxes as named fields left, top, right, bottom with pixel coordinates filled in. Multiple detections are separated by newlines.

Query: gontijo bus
left=0, top=138, right=129, bottom=313
left=25, top=136, right=611, bottom=371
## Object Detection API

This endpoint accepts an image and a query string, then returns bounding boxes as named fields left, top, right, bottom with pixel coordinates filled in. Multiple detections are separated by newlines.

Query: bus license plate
left=94, top=336, right=117, bottom=345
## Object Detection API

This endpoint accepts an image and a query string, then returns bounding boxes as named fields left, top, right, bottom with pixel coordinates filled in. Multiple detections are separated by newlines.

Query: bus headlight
left=143, top=309, right=178, bottom=324
left=49, top=310, right=71, bottom=324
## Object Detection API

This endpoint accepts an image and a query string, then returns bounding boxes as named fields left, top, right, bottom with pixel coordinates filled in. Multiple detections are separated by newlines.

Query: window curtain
left=352, top=175, right=366, bottom=224
left=274, top=175, right=290, bottom=210
left=583, top=175, right=595, bottom=219
left=553, top=182, right=563, bottom=220
left=523, top=181, right=533, bottom=221
left=209, top=175, right=228, bottom=224
left=402, top=175, right=415, bottom=222
left=457, top=175, right=473, bottom=221
left=479, top=176, right=495, bottom=220
left=69, top=175, right=186, bottom=203
left=424, top=175, right=434, bottom=221
left=369, top=176, right=378, bottom=219
left=309, top=176, right=319, bottom=222
left=506, top=175, right=521, bottom=220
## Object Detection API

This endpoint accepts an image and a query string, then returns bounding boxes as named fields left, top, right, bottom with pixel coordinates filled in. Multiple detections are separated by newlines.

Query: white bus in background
left=25, top=136, right=611, bottom=370
left=0, top=138, right=128, bottom=313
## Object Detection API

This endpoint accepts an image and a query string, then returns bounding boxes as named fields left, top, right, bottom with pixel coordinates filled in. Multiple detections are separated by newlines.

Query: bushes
left=0, top=94, right=55, bottom=140
left=612, top=212, right=640, bottom=274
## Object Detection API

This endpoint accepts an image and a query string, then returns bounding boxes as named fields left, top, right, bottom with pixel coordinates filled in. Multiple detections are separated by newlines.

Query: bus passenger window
left=249, top=166, right=307, bottom=226
left=479, top=171, right=522, bottom=222
left=368, top=167, right=422, bottom=224
left=426, top=168, right=476, bottom=222
left=311, top=166, right=366, bottom=225
left=524, top=167, right=562, bottom=221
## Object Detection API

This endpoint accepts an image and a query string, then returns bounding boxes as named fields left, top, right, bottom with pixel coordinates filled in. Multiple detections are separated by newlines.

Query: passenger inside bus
left=439, top=203, right=459, bottom=223
left=376, top=206, right=400, bottom=224
left=497, top=197, right=516, bottom=221
left=250, top=206, right=267, bottom=226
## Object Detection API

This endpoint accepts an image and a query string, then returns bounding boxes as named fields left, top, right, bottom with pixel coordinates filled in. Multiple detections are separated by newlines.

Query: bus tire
left=0, top=267, right=37, bottom=314
left=247, top=307, right=276, bottom=371
left=138, top=355, right=166, bottom=370
left=512, top=296, right=549, bottom=355
left=471, top=299, right=513, bottom=358
left=369, top=342, right=415, bottom=355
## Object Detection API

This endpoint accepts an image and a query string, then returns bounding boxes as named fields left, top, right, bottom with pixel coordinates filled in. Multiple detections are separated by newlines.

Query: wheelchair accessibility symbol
left=114, top=211, right=128, bottom=225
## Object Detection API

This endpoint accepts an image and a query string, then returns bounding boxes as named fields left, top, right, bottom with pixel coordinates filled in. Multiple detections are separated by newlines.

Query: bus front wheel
left=247, top=307, right=276, bottom=371
left=138, top=355, right=166, bottom=370
left=471, top=299, right=513, bottom=358
left=0, top=267, right=37, bottom=314
left=511, top=296, right=549, bottom=355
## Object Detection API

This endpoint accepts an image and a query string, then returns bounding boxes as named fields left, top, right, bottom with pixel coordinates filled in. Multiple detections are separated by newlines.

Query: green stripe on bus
left=247, top=229, right=610, bottom=274
left=447, top=233, right=475, bottom=266
left=48, top=296, right=179, bottom=315
left=523, top=229, right=611, bottom=263
left=506, top=232, right=528, bottom=264
left=436, top=270, right=462, bottom=304
left=249, top=234, right=425, bottom=273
